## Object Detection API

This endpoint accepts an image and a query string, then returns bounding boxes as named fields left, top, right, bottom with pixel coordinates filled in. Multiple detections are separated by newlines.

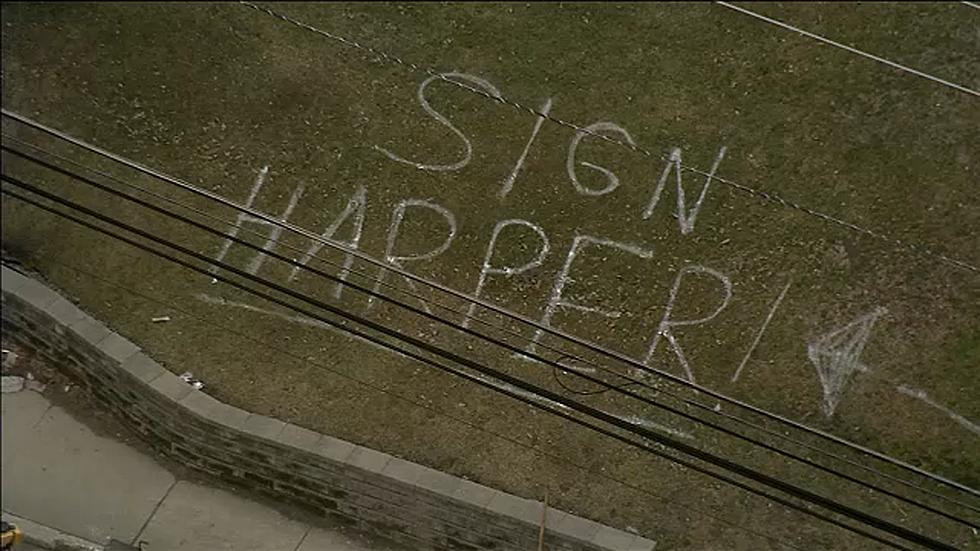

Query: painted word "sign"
left=374, top=72, right=728, bottom=238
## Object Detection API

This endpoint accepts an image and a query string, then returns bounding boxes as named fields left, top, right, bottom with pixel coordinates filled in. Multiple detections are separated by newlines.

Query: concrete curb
left=1, top=265, right=656, bottom=551
left=1, top=511, right=103, bottom=551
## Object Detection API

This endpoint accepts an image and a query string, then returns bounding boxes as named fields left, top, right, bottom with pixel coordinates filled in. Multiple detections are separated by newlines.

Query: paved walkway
left=1, top=388, right=393, bottom=550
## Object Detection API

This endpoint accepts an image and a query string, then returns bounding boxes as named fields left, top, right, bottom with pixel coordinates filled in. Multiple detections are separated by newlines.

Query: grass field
left=3, top=3, right=979, bottom=549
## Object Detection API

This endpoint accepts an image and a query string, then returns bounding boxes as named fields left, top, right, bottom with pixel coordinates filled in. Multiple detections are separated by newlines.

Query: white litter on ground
left=178, top=372, right=205, bottom=390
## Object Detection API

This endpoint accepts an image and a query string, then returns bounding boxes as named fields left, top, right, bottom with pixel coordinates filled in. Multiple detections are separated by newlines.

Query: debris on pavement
left=179, top=371, right=206, bottom=390
left=18, top=371, right=45, bottom=392
left=1, top=375, right=25, bottom=393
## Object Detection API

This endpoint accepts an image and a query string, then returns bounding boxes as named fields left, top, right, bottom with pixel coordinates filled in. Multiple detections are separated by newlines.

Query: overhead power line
left=715, top=2, right=980, bottom=97
left=6, top=133, right=977, bottom=520
left=0, top=256, right=807, bottom=551
left=6, top=137, right=978, bottom=523
left=0, top=172, right=960, bottom=550
left=4, top=141, right=976, bottom=530
left=3, top=108, right=974, bottom=500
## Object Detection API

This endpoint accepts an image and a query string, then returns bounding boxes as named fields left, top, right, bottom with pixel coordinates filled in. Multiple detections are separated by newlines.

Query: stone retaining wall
left=1, top=265, right=655, bottom=551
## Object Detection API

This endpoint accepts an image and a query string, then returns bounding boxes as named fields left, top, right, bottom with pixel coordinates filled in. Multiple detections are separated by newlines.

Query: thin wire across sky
left=1, top=3, right=977, bottom=547
left=0, top=174, right=948, bottom=551
left=4, top=109, right=976, bottom=502
left=4, top=134, right=977, bottom=522
left=2, top=117, right=977, bottom=548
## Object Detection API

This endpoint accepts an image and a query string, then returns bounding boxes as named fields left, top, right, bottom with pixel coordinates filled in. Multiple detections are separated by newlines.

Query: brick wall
left=1, top=266, right=655, bottom=551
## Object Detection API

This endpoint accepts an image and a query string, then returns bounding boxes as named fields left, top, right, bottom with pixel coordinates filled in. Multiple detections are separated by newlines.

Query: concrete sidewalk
left=1, top=387, right=395, bottom=551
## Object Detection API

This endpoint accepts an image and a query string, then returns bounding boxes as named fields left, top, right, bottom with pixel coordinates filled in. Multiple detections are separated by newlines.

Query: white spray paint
left=499, top=98, right=553, bottom=199
left=524, top=235, right=654, bottom=356
left=807, top=307, right=885, bottom=417
left=199, top=292, right=686, bottom=443
left=567, top=122, right=637, bottom=196
left=197, top=293, right=574, bottom=414
left=198, top=293, right=577, bottom=418
left=287, top=185, right=368, bottom=300
left=895, top=385, right=980, bottom=437
left=469, top=370, right=573, bottom=412
left=643, top=146, right=727, bottom=235
left=200, top=293, right=694, bottom=444
left=210, top=166, right=267, bottom=278
left=640, top=265, right=733, bottom=384
left=374, top=72, right=502, bottom=172
left=731, top=280, right=792, bottom=383
left=462, top=219, right=550, bottom=329
left=209, top=166, right=305, bottom=278
left=554, top=358, right=597, bottom=375
left=619, top=414, right=695, bottom=440
left=197, top=293, right=331, bottom=330
left=471, top=369, right=694, bottom=443
left=245, top=184, right=306, bottom=276
left=367, top=199, right=457, bottom=314
left=196, top=293, right=432, bottom=367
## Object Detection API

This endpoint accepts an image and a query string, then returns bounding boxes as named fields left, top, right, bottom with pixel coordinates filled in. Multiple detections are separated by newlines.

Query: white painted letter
left=643, top=146, right=727, bottom=235
left=209, top=166, right=305, bottom=278
left=462, top=219, right=550, bottom=328
left=374, top=72, right=502, bottom=172
left=287, top=186, right=368, bottom=300
left=807, top=307, right=885, bottom=417
left=524, top=235, right=654, bottom=356
left=499, top=99, right=553, bottom=199
left=895, top=385, right=980, bottom=436
left=368, top=199, right=458, bottom=313
left=731, top=280, right=791, bottom=383
left=641, top=265, right=732, bottom=383
left=567, top=122, right=636, bottom=196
